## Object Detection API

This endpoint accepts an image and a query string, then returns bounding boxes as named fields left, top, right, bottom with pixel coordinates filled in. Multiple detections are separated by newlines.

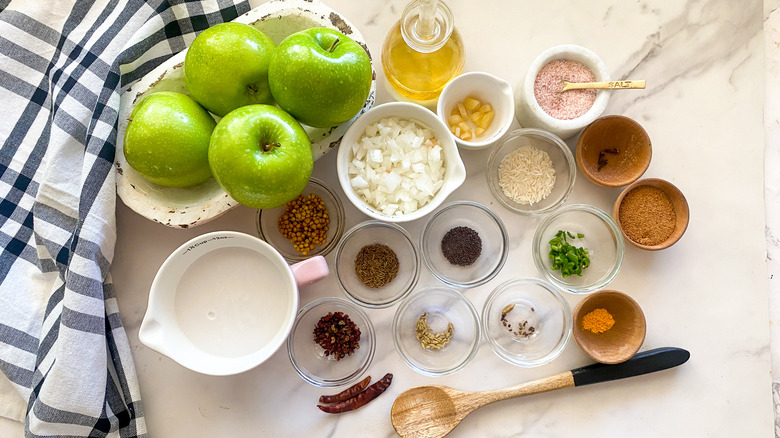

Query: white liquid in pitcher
left=174, top=247, right=292, bottom=357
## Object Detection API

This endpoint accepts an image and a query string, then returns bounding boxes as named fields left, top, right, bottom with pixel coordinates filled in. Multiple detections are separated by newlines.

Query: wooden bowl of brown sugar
left=576, top=115, right=652, bottom=187
left=613, top=178, right=689, bottom=250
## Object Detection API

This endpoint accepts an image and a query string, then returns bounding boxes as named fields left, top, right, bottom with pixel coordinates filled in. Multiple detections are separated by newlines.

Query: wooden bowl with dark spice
left=576, top=115, right=652, bottom=187
left=613, top=178, right=690, bottom=250
left=572, top=290, right=646, bottom=364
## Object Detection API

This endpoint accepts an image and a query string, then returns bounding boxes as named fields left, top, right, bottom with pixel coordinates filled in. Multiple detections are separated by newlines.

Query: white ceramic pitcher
left=139, top=231, right=329, bottom=376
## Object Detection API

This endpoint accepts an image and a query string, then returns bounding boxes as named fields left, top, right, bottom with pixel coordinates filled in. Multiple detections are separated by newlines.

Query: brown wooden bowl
left=572, top=290, right=646, bottom=364
left=613, top=178, right=689, bottom=250
left=575, top=115, right=652, bottom=187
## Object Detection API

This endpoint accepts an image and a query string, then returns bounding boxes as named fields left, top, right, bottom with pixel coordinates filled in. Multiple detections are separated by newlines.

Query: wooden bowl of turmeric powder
left=572, top=290, right=646, bottom=364
left=612, top=178, right=689, bottom=250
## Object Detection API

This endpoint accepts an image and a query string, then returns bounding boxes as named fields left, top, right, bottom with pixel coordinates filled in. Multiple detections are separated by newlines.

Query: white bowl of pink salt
left=514, top=44, right=610, bottom=140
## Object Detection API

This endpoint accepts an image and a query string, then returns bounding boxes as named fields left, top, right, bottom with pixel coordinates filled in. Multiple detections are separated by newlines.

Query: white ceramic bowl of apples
left=116, top=0, right=376, bottom=228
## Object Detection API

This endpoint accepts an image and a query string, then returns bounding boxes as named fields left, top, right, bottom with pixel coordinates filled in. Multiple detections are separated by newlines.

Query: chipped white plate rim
left=116, top=0, right=376, bottom=229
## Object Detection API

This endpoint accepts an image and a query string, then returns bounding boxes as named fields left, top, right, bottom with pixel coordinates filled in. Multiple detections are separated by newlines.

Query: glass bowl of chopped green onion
left=392, top=286, right=481, bottom=376
left=334, top=220, right=420, bottom=309
left=532, top=204, right=624, bottom=294
left=482, top=277, right=572, bottom=367
left=486, top=128, right=576, bottom=216
left=420, top=201, right=509, bottom=288
left=256, top=178, right=345, bottom=263
left=287, top=297, right=376, bottom=387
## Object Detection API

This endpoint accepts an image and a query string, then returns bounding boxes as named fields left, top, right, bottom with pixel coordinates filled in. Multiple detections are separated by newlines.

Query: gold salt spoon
left=561, top=79, right=646, bottom=92
left=390, top=347, right=689, bottom=438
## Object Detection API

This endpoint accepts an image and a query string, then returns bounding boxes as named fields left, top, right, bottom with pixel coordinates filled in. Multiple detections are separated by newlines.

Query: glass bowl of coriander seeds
left=334, top=220, right=421, bottom=308
left=392, top=286, right=481, bottom=376
left=256, top=178, right=345, bottom=263
left=420, top=201, right=509, bottom=288
left=487, top=128, right=576, bottom=216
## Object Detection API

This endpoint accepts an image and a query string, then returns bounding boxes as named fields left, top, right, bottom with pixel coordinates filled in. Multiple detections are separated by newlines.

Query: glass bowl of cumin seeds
left=334, top=220, right=421, bottom=308
left=420, top=201, right=509, bottom=288
left=392, top=286, right=481, bottom=376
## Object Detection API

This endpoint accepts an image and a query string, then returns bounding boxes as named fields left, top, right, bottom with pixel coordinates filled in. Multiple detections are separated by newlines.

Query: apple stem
left=248, top=84, right=258, bottom=93
left=327, top=37, right=340, bottom=53
left=261, top=142, right=281, bottom=152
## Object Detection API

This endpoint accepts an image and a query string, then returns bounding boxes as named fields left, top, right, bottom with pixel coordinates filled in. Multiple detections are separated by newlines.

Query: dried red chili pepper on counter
left=318, top=375, right=372, bottom=404
left=317, top=373, right=393, bottom=414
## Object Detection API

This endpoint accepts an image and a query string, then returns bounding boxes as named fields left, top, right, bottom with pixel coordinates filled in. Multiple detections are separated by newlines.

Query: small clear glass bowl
left=487, top=128, right=576, bottom=216
left=482, top=278, right=572, bottom=367
left=256, top=178, right=345, bottom=263
left=532, top=204, right=624, bottom=294
left=420, top=201, right=509, bottom=288
left=392, top=286, right=481, bottom=376
left=287, top=297, right=375, bottom=387
left=334, top=220, right=420, bottom=309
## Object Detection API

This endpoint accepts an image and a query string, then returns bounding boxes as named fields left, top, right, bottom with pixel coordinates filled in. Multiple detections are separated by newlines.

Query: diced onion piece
left=470, top=111, right=482, bottom=124
left=449, top=114, right=464, bottom=125
left=475, top=127, right=486, bottom=136
left=479, top=103, right=493, bottom=113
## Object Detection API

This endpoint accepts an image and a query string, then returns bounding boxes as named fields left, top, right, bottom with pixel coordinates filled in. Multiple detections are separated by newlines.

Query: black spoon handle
left=571, top=347, right=690, bottom=387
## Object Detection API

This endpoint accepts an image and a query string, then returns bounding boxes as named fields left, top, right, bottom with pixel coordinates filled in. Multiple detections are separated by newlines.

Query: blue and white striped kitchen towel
left=0, top=0, right=249, bottom=436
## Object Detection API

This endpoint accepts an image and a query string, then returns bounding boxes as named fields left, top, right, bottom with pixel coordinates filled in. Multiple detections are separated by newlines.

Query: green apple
left=184, top=22, right=275, bottom=117
left=268, top=27, right=372, bottom=128
left=209, top=105, right=313, bottom=209
left=123, top=91, right=215, bottom=187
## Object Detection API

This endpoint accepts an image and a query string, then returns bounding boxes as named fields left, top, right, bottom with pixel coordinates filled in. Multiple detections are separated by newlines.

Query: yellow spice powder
left=582, top=308, right=615, bottom=334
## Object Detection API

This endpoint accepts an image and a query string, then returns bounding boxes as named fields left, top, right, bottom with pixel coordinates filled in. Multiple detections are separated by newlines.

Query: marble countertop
left=2, top=0, right=775, bottom=436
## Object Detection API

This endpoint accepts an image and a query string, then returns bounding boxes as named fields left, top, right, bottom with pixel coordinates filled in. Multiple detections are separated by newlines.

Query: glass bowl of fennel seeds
left=334, top=220, right=420, bottom=309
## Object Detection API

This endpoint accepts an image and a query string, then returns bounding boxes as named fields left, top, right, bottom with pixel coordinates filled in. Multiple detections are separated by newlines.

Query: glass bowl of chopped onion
left=532, top=204, right=625, bottom=294
left=392, top=286, right=481, bottom=376
left=482, top=277, right=572, bottom=367
left=287, top=297, right=376, bottom=387
left=420, top=201, right=509, bottom=288
left=487, top=128, right=576, bottom=216
left=256, top=178, right=345, bottom=263
left=336, top=101, right=467, bottom=223
left=333, top=220, right=421, bottom=309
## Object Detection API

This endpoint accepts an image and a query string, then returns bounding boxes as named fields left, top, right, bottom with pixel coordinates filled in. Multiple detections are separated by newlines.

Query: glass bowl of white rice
left=336, top=102, right=466, bottom=223
left=486, top=128, right=576, bottom=216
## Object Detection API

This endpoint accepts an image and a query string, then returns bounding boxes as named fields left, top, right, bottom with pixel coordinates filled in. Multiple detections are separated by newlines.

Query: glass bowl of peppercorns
left=334, top=220, right=421, bottom=309
left=420, top=201, right=509, bottom=288
left=256, top=178, right=346, bottom=263
left=287, top=297, right=375, bottom=387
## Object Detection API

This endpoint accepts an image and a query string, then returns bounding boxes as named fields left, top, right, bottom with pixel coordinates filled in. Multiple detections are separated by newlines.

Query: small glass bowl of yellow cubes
left=436, top=71, right=516, bottom=150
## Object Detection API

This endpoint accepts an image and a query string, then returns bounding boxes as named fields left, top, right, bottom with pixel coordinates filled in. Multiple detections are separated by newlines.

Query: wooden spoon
left=390, top=347, right=689, bottom=438
left=561, top=80, right=646, bottom=92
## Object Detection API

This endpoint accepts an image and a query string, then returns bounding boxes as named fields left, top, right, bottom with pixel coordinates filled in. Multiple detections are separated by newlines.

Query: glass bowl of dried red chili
left=256, top=178, right=346, bottom=263
left=420, top=201, right=509, bottom=289
left=392, top=286, right=481, bottom=376
left=287, top=297, right=376, bottom=387
left=334, top=220, right=421, bottom=309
